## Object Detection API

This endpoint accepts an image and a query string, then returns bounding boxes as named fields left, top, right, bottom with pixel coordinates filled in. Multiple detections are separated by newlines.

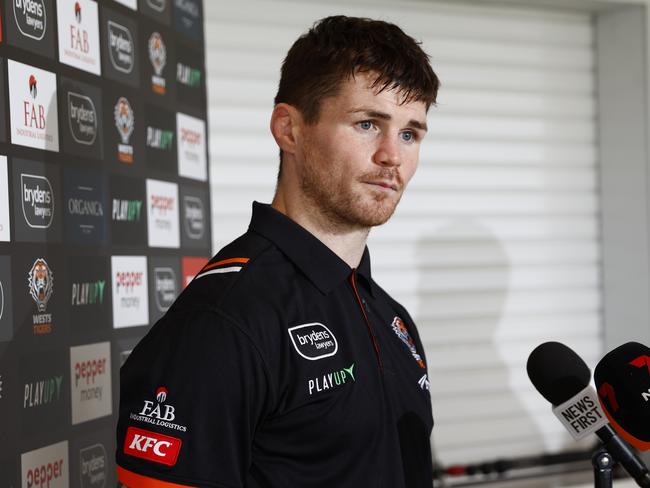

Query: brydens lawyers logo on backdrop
left=28, top=258, right=55, bottom=335
left=70, top=342, right=112, bottom=425
left=21, top=440, right=69, bottom=488
left=67, top=91, right=97, bottom=145
left=57, top=0, right=101, bottom=75
left=8, top=59, right=59, bottom=151
left=79, top=443, right=106, bottom=488
left=108, top=20, right=134, bottom=73
left=183, top=195, right=204, bottom=240
left=13, top=0, right=46, bottom=40
left=114, top=97, right=134, bottom=163
left=148, top=32, right=167, bottom=94
left=154, top=267, right=176, bottom=312
left=111, top=256, right=149, bottom=328
left=177, top=112, right=206, bottom=181
left=21, top=173, right=53, bottom=229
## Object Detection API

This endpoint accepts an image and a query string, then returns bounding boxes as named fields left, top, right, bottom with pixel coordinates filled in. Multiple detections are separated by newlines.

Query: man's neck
left=271, top=192, right=369, bottom=269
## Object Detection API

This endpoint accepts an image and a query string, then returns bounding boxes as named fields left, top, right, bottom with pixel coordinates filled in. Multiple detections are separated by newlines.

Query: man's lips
left=363, top=180, right=399, bottom=191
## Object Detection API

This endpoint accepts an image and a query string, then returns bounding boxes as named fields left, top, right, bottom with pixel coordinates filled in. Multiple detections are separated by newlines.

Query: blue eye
left=401, top=131, right=414, bottom=142
left=359, top=121, right=373, bottom=130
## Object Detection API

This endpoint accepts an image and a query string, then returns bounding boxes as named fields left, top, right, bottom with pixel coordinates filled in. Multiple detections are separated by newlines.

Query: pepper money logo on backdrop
left=57, top=0, right=101, bottom=75
left=21, top=440, right=69, bottom=488
left=147, top=179, right=179, bottom=248
left=4, top=0, right=56, bottom=59
left=111, top=255, right=149, bottom=328
left=70, top=341, right=112, bottom=425
left=8, top=59, right=59, bottom=152
left=177, top=112, right=206, bottom=181
left=0, top=156, right=10, bottom=242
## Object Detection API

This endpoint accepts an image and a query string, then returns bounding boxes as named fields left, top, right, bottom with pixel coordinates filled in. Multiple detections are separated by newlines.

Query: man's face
left=296, top=72, right=428, bottom=231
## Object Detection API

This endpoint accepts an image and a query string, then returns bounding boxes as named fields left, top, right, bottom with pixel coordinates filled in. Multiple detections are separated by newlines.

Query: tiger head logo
left=28, top=258, right=53, bottom=312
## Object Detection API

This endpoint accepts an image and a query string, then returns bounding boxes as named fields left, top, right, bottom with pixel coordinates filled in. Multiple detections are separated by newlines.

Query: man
left=116, top=15, right=439, bottom=488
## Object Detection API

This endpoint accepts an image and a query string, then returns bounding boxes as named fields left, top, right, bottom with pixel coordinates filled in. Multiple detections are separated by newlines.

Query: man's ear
left=270, top=103, right=302, bottom=157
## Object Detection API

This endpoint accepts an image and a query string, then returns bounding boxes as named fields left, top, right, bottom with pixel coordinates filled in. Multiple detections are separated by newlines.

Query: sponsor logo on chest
left=308, top=363, right=355, bottom=396
left=288, top=322, right=338, bottom=360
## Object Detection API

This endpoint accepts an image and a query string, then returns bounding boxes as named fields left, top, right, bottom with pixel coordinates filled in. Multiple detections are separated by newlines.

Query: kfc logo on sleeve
left=21, top=440, right=69, bottom=488
left=0, top=156, right=10, bottom=242
left=177, top=112, right=206, bottom=181
left=70, top=341, right=112, bottom=424
left=124, top=426, right=181, bottom=466
left=8, top=60, right=59, bottom=152
left=111, top=255, right=149, bottom=328
left=146, top=179, right=179, bottom=248
left=57, top=0, right=101, bottom=75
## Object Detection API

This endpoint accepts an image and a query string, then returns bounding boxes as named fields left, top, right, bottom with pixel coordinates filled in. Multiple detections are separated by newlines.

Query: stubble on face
left=299, top=130, right=406, bottom=233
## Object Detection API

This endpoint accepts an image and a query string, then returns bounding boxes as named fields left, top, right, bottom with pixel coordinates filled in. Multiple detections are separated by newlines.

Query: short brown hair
left=275, top=15, right=440, bottom=123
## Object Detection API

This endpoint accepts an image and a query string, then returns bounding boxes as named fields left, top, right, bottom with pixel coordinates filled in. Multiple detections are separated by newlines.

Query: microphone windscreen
left=527, top=342, right=591, bottom=405
left=594, top=342, right=650, bottom=450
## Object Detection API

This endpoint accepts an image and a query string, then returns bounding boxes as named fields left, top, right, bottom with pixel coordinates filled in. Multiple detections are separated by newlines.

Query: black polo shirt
left=116, top=202, right=434, bottom=488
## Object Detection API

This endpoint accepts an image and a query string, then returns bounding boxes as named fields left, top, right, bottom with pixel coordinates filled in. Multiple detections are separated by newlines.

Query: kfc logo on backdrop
left=79, top=443, right=106, bottom=488
left=13, top=0, right=46, bottom=40
left=21, top=173, right=53, bottom=229
left=146, top=179, right=179, bottom=248
left=148, top=32, right=167, bottom=94
left=129, top=386, right=187, bottom=432
left=177, top=112, right=206, bottom=181
left=8, top=60, right=59, bottom=151
left=67, top=92, right=97, bottom=145
left=70, top=342, right=112, bottom=424
left=114, top=97, right=134, bottom=163
left=108, top=20, right=134, bottom=73
left=57, top=0, right=101, bottom=75
left=124, top=427, right=181, bottom=466
left=21, top=440, right=69, bottom=488
left=111, top=256, right=149, bottom=328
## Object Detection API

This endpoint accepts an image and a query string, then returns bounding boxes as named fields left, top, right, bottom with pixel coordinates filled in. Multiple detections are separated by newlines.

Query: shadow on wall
left=418, top=218, right=582, bottom=483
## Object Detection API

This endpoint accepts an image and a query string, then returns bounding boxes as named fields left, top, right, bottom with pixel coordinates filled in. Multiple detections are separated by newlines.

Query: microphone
left=594, top=342, right=650, bottom=451
left=527, top=341, right=650, bottom=487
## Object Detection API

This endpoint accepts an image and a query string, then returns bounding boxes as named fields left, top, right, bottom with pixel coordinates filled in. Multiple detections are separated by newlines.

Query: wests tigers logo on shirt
left=390, top=316, right=426, bottom=369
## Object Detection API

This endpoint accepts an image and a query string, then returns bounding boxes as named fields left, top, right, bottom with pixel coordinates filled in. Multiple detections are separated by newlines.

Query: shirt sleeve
left=116, top=307, right=272, bottom=488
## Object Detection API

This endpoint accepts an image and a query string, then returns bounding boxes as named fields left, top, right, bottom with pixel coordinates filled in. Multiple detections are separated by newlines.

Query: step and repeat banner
left=0, top=0, right=210, bottom=485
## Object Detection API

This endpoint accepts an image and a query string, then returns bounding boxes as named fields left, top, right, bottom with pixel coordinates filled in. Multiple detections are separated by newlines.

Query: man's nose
left=373, top=135, right=401, bottom=167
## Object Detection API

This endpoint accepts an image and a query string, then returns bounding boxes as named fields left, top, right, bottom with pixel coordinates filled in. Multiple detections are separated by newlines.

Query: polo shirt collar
left=249, top=202, right=374, bottom=296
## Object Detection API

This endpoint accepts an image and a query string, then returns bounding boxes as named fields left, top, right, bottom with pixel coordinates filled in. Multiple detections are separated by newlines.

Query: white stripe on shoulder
left=196, top=266, right=243, bottom=279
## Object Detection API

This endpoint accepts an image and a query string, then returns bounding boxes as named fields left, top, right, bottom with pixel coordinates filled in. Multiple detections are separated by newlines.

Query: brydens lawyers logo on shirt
left=124, top=426, right=182, bottom=466
left=21, top=440, right=69, bottom=488
left=288, top=323, right=338, bottom=360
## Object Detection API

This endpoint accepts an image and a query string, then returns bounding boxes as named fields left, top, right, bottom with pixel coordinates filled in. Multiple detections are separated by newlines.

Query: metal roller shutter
left=205, top=0, right=600, bottom=465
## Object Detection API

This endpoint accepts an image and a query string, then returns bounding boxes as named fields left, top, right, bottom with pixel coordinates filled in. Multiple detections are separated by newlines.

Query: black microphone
left=595, top=342, right=650, bottom=451
left=527, top=341, right=650, bottom=487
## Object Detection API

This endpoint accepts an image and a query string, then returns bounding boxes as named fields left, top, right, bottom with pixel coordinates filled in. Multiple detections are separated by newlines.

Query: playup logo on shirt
left=8, top=59, right=59, bottom=151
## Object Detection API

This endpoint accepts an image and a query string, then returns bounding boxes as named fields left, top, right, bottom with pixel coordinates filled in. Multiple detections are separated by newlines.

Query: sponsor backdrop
left=0, top=0, right=209, bottom=485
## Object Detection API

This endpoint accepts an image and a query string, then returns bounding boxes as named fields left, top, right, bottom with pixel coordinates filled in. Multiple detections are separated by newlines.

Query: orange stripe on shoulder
left=117, top=466, right=196, bottom=488
left=201, top=257, right=250, bottom=271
